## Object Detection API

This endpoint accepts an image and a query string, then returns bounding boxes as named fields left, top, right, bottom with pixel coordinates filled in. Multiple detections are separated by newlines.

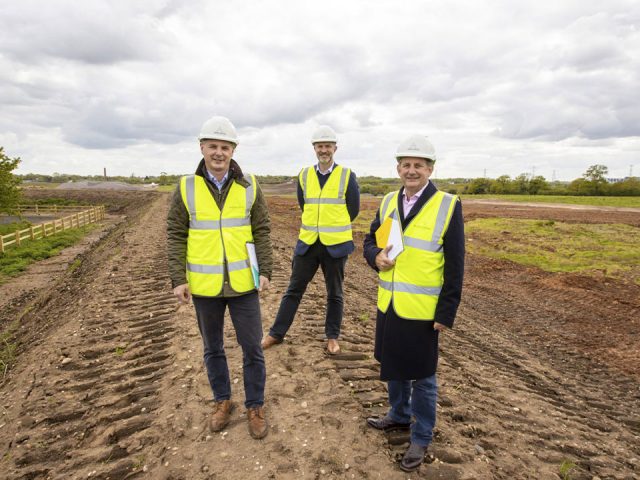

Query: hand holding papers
left=375, top=210, right=403, bottom=260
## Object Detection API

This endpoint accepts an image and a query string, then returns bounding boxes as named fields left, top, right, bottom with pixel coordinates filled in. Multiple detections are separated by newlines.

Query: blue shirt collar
left=205, top=168, right=229, bottom=190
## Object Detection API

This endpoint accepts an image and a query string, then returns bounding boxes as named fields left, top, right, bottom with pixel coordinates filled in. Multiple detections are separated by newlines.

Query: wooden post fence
left=0, top=205, right=106, bottom=252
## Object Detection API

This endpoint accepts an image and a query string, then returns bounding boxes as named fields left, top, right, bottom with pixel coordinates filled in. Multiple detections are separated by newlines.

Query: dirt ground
left=0, top=191, right=638, bottom=480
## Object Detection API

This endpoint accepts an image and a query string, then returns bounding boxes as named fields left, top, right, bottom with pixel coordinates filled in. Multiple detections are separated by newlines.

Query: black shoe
left=399, top=442, right=427, bottom=472
left=366, top=415, right=411, bottom=431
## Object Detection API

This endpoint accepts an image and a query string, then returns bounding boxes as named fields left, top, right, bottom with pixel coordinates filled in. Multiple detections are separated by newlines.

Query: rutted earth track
left=0, top=193, right=638, bottom=479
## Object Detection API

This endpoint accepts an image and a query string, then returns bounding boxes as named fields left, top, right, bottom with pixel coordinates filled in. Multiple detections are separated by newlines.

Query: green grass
left=466, top=218, right=640, bottom=284
left=0, top=221, right=31, bottom=236
left=461, top=194, right=640, bottom=208
left=157, top=184, right=176, bottom=192
left=0, top=225, right=97, bottom=284
left=559, top=459, right=577, bottom=480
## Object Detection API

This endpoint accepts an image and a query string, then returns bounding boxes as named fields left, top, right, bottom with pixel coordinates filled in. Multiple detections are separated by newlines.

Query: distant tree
left=528, top=175, right=548, bottom=195
left=513, top=174, right=530, bottom=194
left=581, top=164, right=609, bottom=195
left=489, top=175, right=512, bottom=194
left=568, top=178, right=590, bottom=195
left=583, top=164, right=608, bottom=183
left=609, top=177, right=640, bottom=196
left=0, top=146, right=22, bottom=214
left=465, top=177, right=492, bottom=194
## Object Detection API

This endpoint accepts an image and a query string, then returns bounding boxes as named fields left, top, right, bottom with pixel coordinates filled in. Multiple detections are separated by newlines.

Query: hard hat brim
left=198, top=135, right=239, bottom=146
left=396, top=152, right=436, bottom=161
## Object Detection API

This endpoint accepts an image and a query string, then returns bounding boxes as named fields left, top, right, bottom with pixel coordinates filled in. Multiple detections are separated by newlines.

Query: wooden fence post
left=15, top=230, right=21, bottom=247
left=30, top=226, right=35, bottom=240
left=0, top=235, right=4, bottom=253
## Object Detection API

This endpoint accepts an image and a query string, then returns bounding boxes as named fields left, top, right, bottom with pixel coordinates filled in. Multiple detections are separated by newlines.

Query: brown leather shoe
left=247, top=406, right=268, bottom=439
left=209, top=400, right=234, bottom=432
left=326, top=338, right=340, bottom=355
left=261, top=335, right=282, bottom=350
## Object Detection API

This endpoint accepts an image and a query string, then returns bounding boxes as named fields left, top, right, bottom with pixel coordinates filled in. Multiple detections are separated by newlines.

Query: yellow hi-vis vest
left=298, top=165, right=353, bottom=246
left=180, top=174, right=257, bottom=296
left=377, top=189, right=457, bottom=320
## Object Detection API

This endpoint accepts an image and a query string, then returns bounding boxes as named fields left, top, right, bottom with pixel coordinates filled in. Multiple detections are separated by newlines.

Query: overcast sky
left=1, top=0, right=639, bottom=180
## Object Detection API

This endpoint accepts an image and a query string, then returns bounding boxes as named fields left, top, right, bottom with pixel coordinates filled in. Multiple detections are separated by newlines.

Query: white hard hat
left=198, top=116, right=239, bottom=145
left=311, top=125, right=337, bottom=144
left=396, top=135, right=436, bottom=162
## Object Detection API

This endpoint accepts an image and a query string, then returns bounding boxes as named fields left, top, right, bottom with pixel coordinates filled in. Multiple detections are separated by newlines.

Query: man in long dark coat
left=362, top=134, right=464, bottom=472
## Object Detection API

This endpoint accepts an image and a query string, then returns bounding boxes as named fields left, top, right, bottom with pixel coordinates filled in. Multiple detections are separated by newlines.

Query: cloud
left=1, top=0, right=639, bottom=179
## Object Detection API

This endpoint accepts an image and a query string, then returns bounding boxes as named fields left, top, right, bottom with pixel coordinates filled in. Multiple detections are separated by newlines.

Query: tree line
left=1, top=144, right=639, bottom=216
left=461, top=165, right=639, bottom=196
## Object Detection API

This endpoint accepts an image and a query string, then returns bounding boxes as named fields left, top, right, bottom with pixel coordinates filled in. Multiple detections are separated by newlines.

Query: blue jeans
left=387, top=374, right=438, bottom=447
left=193, top=292, right=265, bottom=408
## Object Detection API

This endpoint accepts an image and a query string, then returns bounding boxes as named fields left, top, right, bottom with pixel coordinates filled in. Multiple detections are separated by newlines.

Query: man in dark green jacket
left=166, top=116, right=273, bottom=439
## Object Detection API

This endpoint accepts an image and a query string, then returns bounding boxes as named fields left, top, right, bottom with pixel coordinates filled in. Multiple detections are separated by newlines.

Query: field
left=0, top=188, right=638, bottom=479
left=462, top=194, right=640, bottom=208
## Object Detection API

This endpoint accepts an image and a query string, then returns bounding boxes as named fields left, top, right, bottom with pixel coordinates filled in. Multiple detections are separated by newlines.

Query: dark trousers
left=269, top=241, right=347, bottom=340
left=193, top=292, right=265, bottom=408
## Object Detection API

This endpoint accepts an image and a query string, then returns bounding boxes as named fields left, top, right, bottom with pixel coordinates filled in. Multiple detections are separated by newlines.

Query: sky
left=1, top=0, right=639, bottom=181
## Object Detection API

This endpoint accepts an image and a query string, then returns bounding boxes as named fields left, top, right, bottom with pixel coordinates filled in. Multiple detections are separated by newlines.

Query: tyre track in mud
left=266, top=205, right=640, bottom=479
left=1, top=195, right=176, bottom=480
left=440, top=256, right=640, bottom=479
left=1, top=195, right=638, bottom=479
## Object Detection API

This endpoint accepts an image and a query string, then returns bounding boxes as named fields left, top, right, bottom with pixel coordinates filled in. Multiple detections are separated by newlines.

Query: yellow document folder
left=375, top=210, right=403, bottom=260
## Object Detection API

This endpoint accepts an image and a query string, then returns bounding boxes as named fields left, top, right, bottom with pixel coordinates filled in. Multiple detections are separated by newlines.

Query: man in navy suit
left=362, top=135, right=464, bottom=472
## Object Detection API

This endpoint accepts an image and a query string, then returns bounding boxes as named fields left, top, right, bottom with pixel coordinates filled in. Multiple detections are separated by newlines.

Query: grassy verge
left=0, top=225, right=97, bottom=284
left=461, top=194, right=640, bottom=208
left=466, top=218, right=640, bottom=284
left=0, top=221, right=32, bottom=236
left=157, top=184, right=176, bottom=192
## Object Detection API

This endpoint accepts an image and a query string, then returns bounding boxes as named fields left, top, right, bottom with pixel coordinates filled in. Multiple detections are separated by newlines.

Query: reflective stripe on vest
left=180, top=174, right=257, bottom=296
left=377, top=189, right=457, bottom=320
left=298, top=165, right=353, bottom=246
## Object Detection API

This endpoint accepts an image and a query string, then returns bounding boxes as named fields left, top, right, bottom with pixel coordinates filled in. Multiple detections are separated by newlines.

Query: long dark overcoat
left=362, top=181, right=465, bottom=381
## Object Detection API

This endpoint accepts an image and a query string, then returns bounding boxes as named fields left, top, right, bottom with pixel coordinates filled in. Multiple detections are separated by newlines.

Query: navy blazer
left=362, top=181, right=465, bottom=327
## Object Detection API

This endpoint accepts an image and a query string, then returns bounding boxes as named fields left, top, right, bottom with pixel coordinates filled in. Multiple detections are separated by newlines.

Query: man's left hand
left=434, top=322, right=448, bottom=331
left=258, top=275, right=270, bottom=292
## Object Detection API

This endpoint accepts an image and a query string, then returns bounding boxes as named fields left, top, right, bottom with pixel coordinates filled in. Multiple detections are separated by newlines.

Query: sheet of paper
left=386, top=211, right=404, bottom=260
left=246, top=242, right=260, bottom=289
left=375, top=210, right=403, bottom=260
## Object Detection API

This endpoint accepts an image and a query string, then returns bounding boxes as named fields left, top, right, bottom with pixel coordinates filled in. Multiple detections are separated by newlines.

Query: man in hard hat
left=362, top=135, right=464, bottom=472
left=167, top=116, right=273, bottom=439
left=262, top=125, right=360, bottom=355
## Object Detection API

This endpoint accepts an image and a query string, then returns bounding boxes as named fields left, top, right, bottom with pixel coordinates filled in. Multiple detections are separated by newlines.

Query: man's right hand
left=173, top=283, right=191, bottom=304
left=375, top=245, right=396, bottom=271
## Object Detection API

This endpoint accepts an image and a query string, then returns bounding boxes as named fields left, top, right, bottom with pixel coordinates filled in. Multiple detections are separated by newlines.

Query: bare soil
left=0, top=192, right=638, bottom=480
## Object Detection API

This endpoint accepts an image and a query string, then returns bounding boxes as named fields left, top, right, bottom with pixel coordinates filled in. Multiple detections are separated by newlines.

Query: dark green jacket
left=166, top=159, right=273, bottom=296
